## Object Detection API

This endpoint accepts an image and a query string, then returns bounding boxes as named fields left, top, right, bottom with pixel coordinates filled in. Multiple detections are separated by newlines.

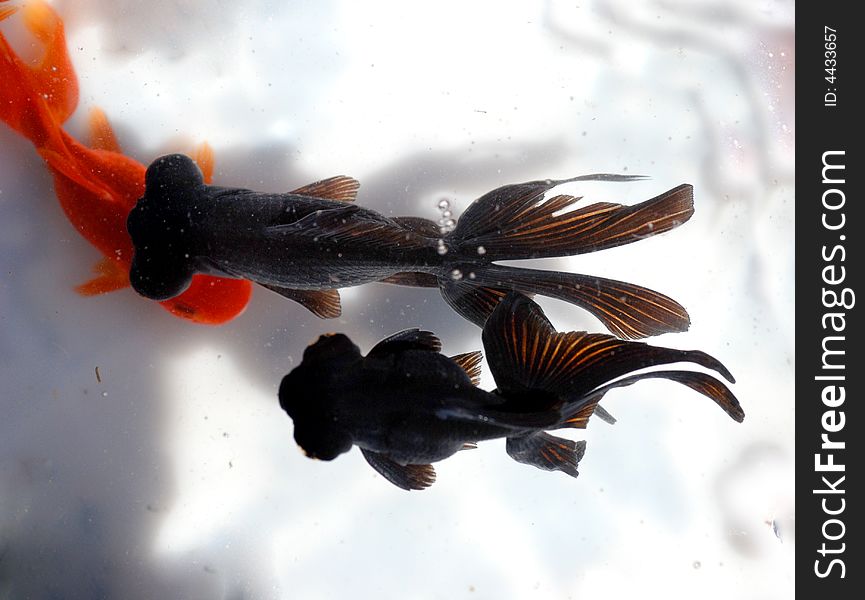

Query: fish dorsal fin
left=482, top=293, right=733, bottom=399
left=380, top=272, right=439, bottom=288
left=267, top=207, right=431, bottom=252
left=291, top=176, right=360, bottom=202
left=368, top=329, right=442, bottom=358
left=392, top=216, right=442, bottom=238
left=260, top=284, right=341, bottom=318
left=450, top=351, right=483, bottom=386
left=360, top=449, right=436, bottom=490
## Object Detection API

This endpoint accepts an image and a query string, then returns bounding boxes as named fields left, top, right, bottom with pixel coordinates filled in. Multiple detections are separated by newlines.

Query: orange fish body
left=0, top=1, right=251, bottom=324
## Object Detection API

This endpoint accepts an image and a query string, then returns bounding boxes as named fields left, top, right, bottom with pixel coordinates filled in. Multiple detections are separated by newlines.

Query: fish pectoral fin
left=506, top=433, right=586, bottom=478
left=360, top=449, right=436, bottom=491
left=368, top=329, right=442, bottom=357
left=87, top=108, right=122, bottom=152
left=449, top=351, right=483, bottom=386
left=75, top=257, right=129, bottom=296
left=260, top=285, right=341, bottom=319
left=290, top=175, right=360, bottom=202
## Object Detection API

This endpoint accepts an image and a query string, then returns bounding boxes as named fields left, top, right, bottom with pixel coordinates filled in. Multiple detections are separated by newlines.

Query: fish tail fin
left=440, top=264, right=689, bottom=338
left=506, top=433, right=586, bottom=478
left=447, top=176, right=693, bottom=260
left=480, top=293, right=743, bottom=428
left=0, top=1, right=79, bottom=145
left=87, top=107, right=122, bottom=152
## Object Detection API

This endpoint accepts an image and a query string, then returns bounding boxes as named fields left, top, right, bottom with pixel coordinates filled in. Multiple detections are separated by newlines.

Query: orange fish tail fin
left=0, top=1, right=78, bottom=144
left=0, top=2, right=19, bottom=22
left=75, top=256, right=131, bottom=296
left=193, top=142, right=215, bottom=184
left=87, top=108, right=122, bottom=152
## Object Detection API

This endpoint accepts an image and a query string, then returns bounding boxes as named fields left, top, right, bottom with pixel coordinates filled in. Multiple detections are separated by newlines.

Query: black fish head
left=279, top=334, right=363, bottom=461
left=126, top=154, right=206, bottom=300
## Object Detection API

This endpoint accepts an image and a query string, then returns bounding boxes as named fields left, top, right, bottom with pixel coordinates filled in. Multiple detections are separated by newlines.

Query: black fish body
left=279, top=294, right=745, bottom=490
left=128, top=153, right=697, bottom=337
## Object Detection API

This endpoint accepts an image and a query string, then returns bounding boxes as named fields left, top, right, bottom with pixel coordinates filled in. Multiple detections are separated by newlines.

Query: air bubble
left=451, top=269, right=463, bottom=280
left=436, top=239, right=448, bottom=255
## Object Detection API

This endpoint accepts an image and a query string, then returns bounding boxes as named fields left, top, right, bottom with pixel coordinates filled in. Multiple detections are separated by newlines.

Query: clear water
left=0, top=1, right=794, bottom=598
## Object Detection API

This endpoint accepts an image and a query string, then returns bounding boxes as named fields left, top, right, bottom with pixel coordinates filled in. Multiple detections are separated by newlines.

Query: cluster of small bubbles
left=451, top=269, right=463, bottom=281
left=437, top=198, right=456, bottom=234
left=476, top=245, right=486, bottom=256
left=436, top=239, right=448, bottom=255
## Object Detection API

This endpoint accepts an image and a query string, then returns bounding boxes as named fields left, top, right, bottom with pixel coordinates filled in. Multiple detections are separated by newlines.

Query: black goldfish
left=278, top=293, right=743, bottom=490
left=127, top=153, right=695, bottom=338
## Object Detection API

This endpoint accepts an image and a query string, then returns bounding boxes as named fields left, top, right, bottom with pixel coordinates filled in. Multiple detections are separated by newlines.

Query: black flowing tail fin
left=440, top=265, right=690, bottom=339
left=481, top=294, right=743, bottom=428
left=447, top=176, right=693, bottom=260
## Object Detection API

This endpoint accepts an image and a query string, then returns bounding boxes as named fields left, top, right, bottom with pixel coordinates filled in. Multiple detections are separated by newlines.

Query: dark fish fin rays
left=392, top=216, right=442, bottom=238
left=260, top=284, right=341, bottom=318
left=368, top=328, right=442, bottom=357
left=379, top=272, right=439, bottom=288
left=449, top=176, right=692, bottom=260
left=360, top=449, right=436, bottom=490
left=472, top=265, right=690, bottom=339
left=266, top=207, right=431, bottom=252
left=565, top=370, right=744, bottom=424
left=290, top=175, right=360, bottom=202
left=450, top=351, right=483, bottom=386
left=482, top=294, right=734, bottom=407
left=506, top=433, right=586, bottom=478
left=438, top=282, right=511, bottom=327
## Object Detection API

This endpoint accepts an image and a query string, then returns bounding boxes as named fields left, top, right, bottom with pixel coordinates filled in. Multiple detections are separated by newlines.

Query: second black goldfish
left=128, top=154, right=694, bottom=337
left=279, top=293, right=743, bottom=490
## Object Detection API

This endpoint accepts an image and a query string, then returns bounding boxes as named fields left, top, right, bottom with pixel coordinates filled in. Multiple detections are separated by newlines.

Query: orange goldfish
left=0, top=0, right=252, bottom=324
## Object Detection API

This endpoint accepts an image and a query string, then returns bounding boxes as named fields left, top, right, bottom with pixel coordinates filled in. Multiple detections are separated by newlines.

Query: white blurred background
left=1, top=0, right=793, bottom=598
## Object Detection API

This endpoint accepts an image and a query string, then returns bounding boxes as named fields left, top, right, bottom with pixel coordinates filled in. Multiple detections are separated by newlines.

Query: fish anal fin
left=368, top=328, right=442, bottom=357
left=360, top=449, right=436, bottom=491
left=506, top=432, right=586, bottom=478
left=560, top=398, right=603, bottom=430
left=450, top=351, right=483, bottom=386
left=192, top=142, right=215, bottom=184
left=86, top=107, right=121, bottom=153
left=291, top=175, right=359, bottom=202
left=75, top=256, right=129, bottom=296
left=260, top=284, right=341, bottom=319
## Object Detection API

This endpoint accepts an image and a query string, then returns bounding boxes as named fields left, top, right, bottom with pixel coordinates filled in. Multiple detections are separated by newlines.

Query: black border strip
left=796, top=3, right=862, bottom=595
